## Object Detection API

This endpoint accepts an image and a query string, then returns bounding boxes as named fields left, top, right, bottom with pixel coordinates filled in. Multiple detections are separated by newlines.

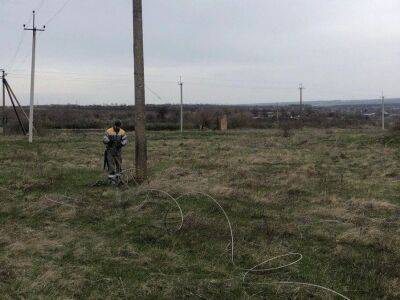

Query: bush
left=1, top=104, right=373, bottom=133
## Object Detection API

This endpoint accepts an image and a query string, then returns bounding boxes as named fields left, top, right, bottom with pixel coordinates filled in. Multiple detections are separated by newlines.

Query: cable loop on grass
left=158, top=190, right=349, bottom=299
left=40, top=185, right=350, bottom=299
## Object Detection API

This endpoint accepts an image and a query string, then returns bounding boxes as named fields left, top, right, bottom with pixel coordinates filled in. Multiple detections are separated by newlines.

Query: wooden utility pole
left=299, top=83, right=304, bottom=116
left=381, top=92, right=385, bottom=130
left=178, top=76, right=183, bottom=132
left=1, top=69, right=5, bottom=135
left=132, top=0, right=147, bottom=182
left=24, top=11, right=45, bottom=143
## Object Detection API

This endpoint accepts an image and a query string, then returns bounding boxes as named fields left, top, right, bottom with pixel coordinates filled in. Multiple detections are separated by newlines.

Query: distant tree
left=157, top=106, right=168, bottom=121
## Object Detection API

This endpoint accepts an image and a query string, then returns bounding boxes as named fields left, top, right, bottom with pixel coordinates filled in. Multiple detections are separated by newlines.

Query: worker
left=103, top=120, right=127, bottom=179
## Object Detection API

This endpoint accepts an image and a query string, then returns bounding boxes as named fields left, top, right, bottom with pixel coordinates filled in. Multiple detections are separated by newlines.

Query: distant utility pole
left=1, top=69, right=6, bottom=135
left=132, top=0, right=147, bottom=182
left=24, top=10, right=45, bottom=143
left=299, top=83, right=305, bottom=116
left=276, top=105, right=279, bottom=127
left=381, top=92, right=385, bottom=130
left=178, top=76, right=183, bottom=132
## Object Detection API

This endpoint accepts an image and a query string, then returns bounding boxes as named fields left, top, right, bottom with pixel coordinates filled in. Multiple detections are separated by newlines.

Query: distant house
left=363, top=113, right=376, bottom=117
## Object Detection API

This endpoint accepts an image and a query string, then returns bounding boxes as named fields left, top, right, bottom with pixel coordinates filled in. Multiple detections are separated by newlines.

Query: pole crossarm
left=23, top=10, right=46, bottom=31
left=23, top=28, right=45, bottom=32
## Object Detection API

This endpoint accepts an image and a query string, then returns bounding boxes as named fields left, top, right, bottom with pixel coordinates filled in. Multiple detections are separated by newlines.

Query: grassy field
left=1, top=128, right=400, bottom=299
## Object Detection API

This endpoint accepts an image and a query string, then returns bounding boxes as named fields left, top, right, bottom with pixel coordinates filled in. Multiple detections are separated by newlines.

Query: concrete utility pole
left=381, top=92, right=385, bottom=130
left=276, top=105, right=279, bottom=127
left=1, top=69, right=5, bottom=135
left=132, top=0, right=147, bottom=182
left=299, top=83, right=305, bottom=116
left=178, top=76, right=183, bottom=132
left=24, top=11, right=45, bottom=143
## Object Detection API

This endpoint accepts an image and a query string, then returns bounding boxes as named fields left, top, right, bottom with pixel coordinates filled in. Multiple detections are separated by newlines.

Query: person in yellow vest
left=103, top=120, right=127, bottom=179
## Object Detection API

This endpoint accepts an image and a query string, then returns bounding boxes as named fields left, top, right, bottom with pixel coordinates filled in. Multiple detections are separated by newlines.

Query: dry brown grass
left=1, top=128, right=400, bottom=298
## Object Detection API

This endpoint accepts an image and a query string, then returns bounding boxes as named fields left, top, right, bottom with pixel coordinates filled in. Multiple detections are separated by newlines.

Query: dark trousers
left=106, top=149, right=122, bottom=175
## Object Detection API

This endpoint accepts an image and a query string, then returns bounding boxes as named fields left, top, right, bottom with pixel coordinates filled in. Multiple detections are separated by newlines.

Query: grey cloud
left=0, top=0, right=399, bottom=105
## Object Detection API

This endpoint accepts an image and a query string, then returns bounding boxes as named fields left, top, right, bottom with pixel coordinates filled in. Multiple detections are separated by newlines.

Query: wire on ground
left=43, top=180, right=350, bottom=299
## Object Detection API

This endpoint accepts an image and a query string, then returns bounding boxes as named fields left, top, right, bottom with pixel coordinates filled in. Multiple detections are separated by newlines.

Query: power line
left=145, top=85, right=165, bottom=102
left=7, top=73, right=298, bottom=91
left=7, top=69, right=299, bottom=90
left=8, top=32, right=26, bottom=72
left=8, top=0, right=47, bottom=72
left=10, top=47, right=33, bottom=72
left=7, top=74, right=175, bottom=88
left=35, top=0, right=47, bottom=11
left=184, top=81, right=295, bottom=90
left=44, top=0, right=73, bottom=26
left=9, top=70, right=390, bottom=101
left=10, top=68, right=302, bottom=89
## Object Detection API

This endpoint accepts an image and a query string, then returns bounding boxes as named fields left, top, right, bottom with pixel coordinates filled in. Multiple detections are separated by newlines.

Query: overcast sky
left=1, top=0, right=399, bottom=105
